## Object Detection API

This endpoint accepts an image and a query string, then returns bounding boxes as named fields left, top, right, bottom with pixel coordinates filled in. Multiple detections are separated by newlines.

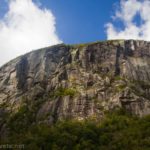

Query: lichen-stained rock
left=0, top=40, right=150, bottom=126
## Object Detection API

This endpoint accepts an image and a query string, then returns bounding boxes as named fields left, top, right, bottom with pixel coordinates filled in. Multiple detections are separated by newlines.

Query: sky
left=0, top=0, right=150, bottom=66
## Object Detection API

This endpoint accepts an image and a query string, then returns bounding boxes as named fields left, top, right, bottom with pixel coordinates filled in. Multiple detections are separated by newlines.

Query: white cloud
left=106, top=0, right=150, bottom=41
left=0, top=0, right=62, bottom=66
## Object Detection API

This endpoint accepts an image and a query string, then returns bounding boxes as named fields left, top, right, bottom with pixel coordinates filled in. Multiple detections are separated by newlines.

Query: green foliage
left=71, top=40, right=102, bottom=49
left=72, top=43, right=89, bottom=49
left=114, top=76, right=123, bottom=81
left=50, top=87, right=77, bottom=98
left=7, top=105, right=34, bottom=132
left=1, top=110, right=150, bottom=150
left=6, top=98, right=45, bottom=133
left=115, top=84, right=127, bottom=93
left=129, top=80, right=150, bottom=99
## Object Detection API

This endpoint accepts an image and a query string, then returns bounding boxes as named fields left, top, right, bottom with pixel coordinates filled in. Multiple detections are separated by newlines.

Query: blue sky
left=0, top=0, right=150, bottom=66
left=39, top=0, right=118, bottom=44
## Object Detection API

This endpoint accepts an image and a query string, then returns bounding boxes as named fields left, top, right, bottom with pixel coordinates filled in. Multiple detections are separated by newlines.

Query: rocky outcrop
left=0, top=40, right=150, bottom=126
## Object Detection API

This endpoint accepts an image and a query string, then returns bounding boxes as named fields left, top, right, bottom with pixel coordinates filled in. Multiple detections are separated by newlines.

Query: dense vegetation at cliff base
left=1, top=110, right=150, bottom=150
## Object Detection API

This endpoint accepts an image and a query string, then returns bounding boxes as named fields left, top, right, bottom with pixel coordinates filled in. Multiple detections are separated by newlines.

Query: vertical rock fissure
left=16, top=56, right=28, bottom=91
left=115, top=46, right=121, bottom=76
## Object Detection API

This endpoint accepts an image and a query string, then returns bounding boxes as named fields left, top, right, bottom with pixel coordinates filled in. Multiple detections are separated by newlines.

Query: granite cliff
left=0, top=40, right=150, bottom=129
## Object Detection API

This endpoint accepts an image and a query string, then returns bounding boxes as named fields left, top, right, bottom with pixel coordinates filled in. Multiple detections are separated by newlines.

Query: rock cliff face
left=0, top=40, right=150, bottom=126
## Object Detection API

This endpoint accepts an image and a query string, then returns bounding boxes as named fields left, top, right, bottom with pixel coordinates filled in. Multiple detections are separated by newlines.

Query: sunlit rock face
left=0, top=40, right=150, bottom=125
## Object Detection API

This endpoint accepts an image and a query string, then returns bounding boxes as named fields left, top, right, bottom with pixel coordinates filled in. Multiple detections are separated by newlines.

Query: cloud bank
left=0, top=0, right=61, bottom=66
left=106, top=0, right=150, bottom=41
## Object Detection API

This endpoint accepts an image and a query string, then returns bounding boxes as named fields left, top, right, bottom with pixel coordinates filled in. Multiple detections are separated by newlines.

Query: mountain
left=0, top=39, right=150, bottom=148
left=1, top=40, right=150, bottom=123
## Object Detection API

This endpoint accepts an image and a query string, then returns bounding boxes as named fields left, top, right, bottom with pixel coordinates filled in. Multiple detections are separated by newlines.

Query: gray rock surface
left=0, top=40, right=150, bottom=125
